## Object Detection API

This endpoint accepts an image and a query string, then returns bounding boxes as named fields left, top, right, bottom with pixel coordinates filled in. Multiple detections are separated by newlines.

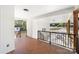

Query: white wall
left=26, top=18, right=33, bottom=37
left=0, top=6, right=15, bottom=53
left=32, top=18, right=49, bottom=38
left=47, top=13, right=73, bottom=23
left=31, top=12, right=73, bottom=39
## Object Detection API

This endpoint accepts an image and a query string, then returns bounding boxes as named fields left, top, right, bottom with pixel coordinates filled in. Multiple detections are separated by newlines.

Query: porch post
left=73, top=10, right=78, bottom=52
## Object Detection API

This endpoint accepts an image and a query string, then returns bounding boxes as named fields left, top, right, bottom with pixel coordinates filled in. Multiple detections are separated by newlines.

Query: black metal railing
left=38, top=30, right=75, bottom=50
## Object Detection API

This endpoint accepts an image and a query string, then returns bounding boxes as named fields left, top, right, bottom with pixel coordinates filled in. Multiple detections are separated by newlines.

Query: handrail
left=38, top=30, right=75, bottom=35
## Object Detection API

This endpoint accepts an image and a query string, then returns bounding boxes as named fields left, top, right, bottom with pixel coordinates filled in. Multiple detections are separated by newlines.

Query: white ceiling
left=15, top=5, right=74, bottom=19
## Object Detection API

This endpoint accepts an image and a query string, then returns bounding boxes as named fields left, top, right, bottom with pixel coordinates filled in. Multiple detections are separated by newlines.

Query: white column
left=0, top=5, right=15, bottom=53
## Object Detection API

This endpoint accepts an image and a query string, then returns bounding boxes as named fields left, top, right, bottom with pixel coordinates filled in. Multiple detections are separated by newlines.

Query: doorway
left=14, top=20, right=27, bottom=38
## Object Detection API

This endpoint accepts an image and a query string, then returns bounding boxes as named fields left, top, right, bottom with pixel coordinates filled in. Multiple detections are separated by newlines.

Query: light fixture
left=23, top=9, right=29, bottom=11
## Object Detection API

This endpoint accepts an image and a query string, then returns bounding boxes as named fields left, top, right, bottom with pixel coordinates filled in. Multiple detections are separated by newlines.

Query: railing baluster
left=39, top=31, right=40, bottom=39
left=57, top=34, right=59, bottom=45
left=53, top=33, right=54, bottom=43
left=65, top=34, right=66, bottom=47
left=63, top=34, right=64, bottom=46
left=49, top=32, right=51, bottom=44
left=68, top=34, right=70, bottom=48
left=57, top=34, right=59, bottom=44
left=40, top=32, right=41, bottom=39
left=70, top=34, right=72, bottom=48
left=37, top=30, right=75, bottom=52
left=37, top=31, right=39, bottom=39
left=54, top=33, right=57, bottom=43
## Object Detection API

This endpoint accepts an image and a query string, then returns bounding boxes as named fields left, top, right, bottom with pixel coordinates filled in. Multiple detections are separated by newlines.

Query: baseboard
left=6, top=49, right=15, bottom=54
left=26, top=36, right=37, bottom=40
